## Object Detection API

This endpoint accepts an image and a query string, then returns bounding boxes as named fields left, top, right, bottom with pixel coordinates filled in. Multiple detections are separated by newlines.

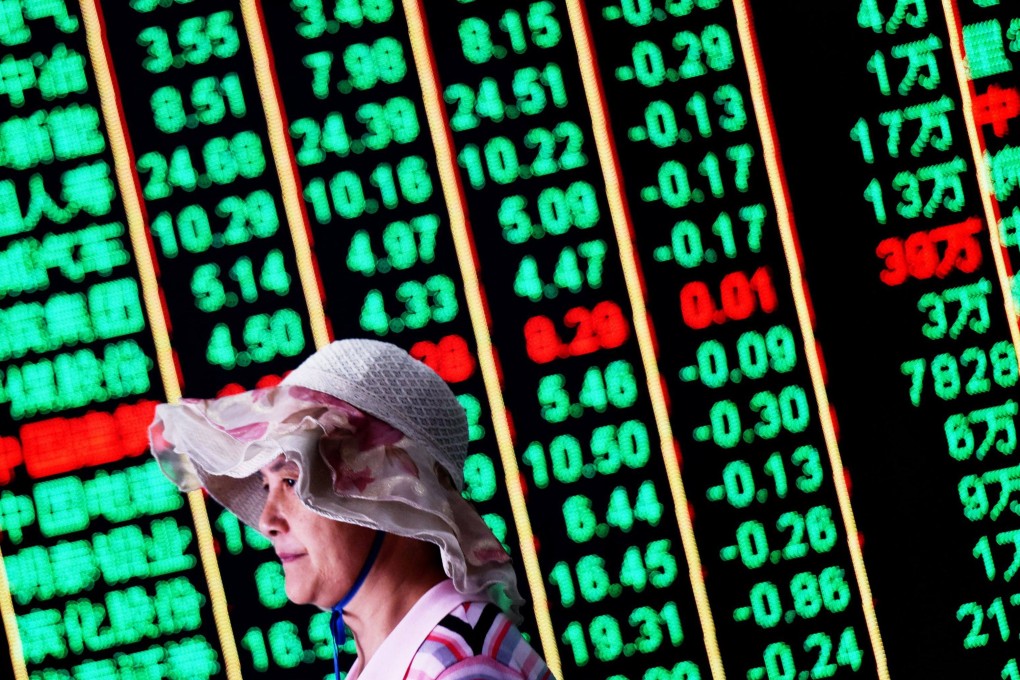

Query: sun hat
left=148, top=338, right=523, bottom=619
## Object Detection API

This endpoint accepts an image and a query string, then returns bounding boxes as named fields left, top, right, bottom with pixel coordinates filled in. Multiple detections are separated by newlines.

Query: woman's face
left=257, top=456, right=377, bottom=609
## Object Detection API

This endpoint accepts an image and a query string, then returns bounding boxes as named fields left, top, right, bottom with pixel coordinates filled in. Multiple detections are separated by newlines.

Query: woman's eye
left=284, top=478, right=297, bottom=487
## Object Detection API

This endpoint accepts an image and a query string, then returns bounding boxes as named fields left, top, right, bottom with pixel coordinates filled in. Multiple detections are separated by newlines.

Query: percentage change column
left=582, top=1, right=884, bottom=678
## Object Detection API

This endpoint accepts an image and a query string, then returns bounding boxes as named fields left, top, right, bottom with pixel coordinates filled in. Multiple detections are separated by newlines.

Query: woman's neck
left=343, top=535, right=447, bottom=664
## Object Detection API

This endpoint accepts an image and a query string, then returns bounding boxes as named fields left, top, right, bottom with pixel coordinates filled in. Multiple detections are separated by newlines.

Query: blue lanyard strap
left=330, top=530, right=386, bottom=678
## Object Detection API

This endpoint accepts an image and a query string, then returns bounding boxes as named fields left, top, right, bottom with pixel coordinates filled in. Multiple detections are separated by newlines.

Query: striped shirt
left=347, top=580, right=554, bottom=680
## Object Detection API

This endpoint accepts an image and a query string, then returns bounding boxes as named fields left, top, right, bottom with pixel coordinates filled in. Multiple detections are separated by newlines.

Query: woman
left=149, top=338, right=554, bottom=679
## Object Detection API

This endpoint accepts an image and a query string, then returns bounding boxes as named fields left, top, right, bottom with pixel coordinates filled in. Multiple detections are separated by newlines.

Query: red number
left=591, top=301, right=628, bottom=349
left=410, top=335, right=475, bottom=382
left=681, top=267, right=777, bottom=329
left=876, top=217, right=983, bottom=286
left=524, top=301, right=630, bottom=363
left=524, top=315, right=561, bottom=363
left=679, top=281, right=714, bottom=329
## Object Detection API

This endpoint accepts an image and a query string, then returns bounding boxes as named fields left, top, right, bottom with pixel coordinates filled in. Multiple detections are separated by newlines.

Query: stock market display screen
left=2, top=1, right=1019, bottom=679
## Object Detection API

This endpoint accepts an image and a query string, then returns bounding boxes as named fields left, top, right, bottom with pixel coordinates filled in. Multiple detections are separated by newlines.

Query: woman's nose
left=258, top=491, right=285, bottom=536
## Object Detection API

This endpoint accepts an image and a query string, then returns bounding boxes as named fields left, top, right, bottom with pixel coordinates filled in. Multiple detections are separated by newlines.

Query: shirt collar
left=346, top=579, right=487, bottom=680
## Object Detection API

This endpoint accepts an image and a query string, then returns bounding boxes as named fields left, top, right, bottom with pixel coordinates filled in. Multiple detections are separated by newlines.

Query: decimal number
left=521, top=419, right=651, bottom=488
left=561, top=601, right=685, bottom=666
left=303, top=37, right=407, bottom=97
left=745, top=627, right=864, bottom=680
left=620, top=26, right=734, bottom=87
left=631, top=85, right=747, bottom=147
left=679, top=266, right=778, bottom=330
left=901, top=340, right=1017, bottom=407
left=643, top=145, right=754, bottom=208
left=562, top=481, right=664, bottom=543
left=694, top=384, right=812, bottom=449
left=136, top=131, right=266, bottom=200
left=138, top=10, right=240, bottom=73
left=149, top=189, right=280, bottom=258
left=721, top=505, right=839, bottom=570
left=130, top=0, right=196, bottom=12
left=191, top=250, right=291, bottom=313
left=359, top=275, right=459, bottom=336
left=457, top=121, right=587, bottom=189
left=458, top=1, right=562, bottom=64
left=499, top=181, right=600, bottom=245
left=737, top=567, right=852, bottom=630
left=679, top=323, right=797, bottom=389
left=291, top=95, right=421, bottom=166
left=547, top=538, right=678, bottom=608
left=150, top=73, right=246, bottom=134
left=515, top=239, right=607, bottom=302
left=206, top=309, right=305, bottom=370
left=304, top=156, right=433, bottom=223
left=537, top=359, right=638, bottom=423
left=606, top=0, right=722, bottom=28
left=705, top=445, right=824, bottom=509
left=652, top=204, right=766, bottom=269
left=606, top=662, right=701, bottom=680
left=346, top=214, right=440, bottom=277
left=445, top=63, right=567, bottom=132
left=290, top=0, right=395, bottom=39
left=524, top=300, right=629, bottom=364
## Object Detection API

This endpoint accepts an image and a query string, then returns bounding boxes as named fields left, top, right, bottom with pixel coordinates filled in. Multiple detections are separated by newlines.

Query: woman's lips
left=277, top=552, right=304, bottom=563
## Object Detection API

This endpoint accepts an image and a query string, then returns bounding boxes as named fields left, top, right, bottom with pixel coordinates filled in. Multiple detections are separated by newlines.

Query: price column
left=418, top=1, right=713, bottom=677
left=0, top=1, right=224, bottom=677
left=749, top=1, right=1019, bottom=675
left=582, top=1, right=883, bottom=678
left=96, top=0, right=317, bottom=397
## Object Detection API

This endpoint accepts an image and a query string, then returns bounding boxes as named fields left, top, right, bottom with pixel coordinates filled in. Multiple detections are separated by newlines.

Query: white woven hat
left=149, top=338, right=522, bottom=618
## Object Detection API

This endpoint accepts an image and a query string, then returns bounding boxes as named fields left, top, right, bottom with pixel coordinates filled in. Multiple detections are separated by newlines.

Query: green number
left=619, top=546, right=647, bottom=592
left=548, top=561, right=576, bottom=607
left=562, top=495, right=597, bottom=542
left=522, top=441, right=550, bottom=488
left=750, top=580, right=781, bottom=628
left=151, top=86, right=186, bottom=133
left=836, top=627, right=864, bottom=671
left=458, top=17, right=494, bottom=64
left=589, top=615, right=624, bottom=661
left=462, top=453, right=495, bottom=502
left=207, top=323, right=236, bottom=369
left=191, top=263, right=226, bottom=312
left=360, top=289, right=390, bottom=335
left=576, top=555, right=611, bottom=602
left=991, top=341, right=1019, bottom=387
left=538, top=372, right=569, bottom=422
left=721, top=459, right=754, bottom=508
left=735, top=519, right=768, bottom=569
left=550, top=434, right=583, bottom=484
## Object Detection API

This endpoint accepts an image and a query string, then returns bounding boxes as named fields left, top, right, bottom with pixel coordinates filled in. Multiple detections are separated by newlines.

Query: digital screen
left=1, top=1, right=1019, bottom=679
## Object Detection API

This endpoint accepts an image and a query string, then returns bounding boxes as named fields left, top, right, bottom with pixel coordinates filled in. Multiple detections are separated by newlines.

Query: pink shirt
left=345, top=579, right=553, bottom=680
